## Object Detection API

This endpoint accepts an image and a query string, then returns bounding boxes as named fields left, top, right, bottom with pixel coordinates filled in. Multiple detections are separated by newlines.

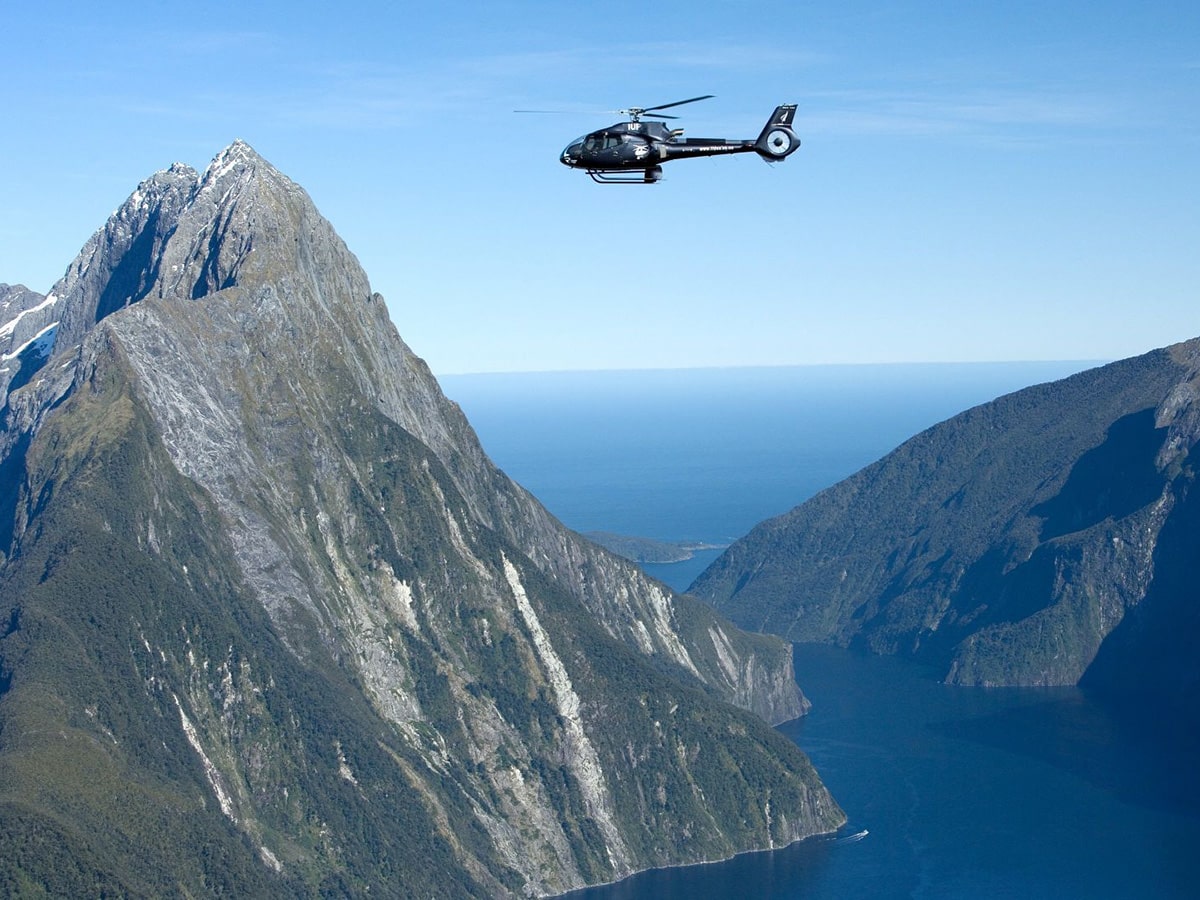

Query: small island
left=584, top=531, right=728, bottom=564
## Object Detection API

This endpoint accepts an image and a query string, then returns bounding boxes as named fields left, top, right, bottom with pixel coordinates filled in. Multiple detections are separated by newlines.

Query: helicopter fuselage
left=559, top=104, right=798, bottom=183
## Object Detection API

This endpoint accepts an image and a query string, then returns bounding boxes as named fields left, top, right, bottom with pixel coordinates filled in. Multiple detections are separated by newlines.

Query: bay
left=439, top=362, right=1200, bottom=897
left=566, top=644, right=1200, bottom=899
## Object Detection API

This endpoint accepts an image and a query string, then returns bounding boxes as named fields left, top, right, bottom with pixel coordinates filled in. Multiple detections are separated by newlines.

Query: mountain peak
left=2, top=141, right=320, bottom=412
left=200, top=138, right=269, bottom=185
left=226, top=136, right=257, bottom=157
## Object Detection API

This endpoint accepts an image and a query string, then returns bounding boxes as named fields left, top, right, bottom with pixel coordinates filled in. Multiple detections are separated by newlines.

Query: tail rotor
left=754, top=105, right=800, bottom=161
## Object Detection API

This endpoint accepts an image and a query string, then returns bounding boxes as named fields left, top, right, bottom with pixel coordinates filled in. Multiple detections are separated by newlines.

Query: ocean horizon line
left=436, top=359, right=1109, bottom=379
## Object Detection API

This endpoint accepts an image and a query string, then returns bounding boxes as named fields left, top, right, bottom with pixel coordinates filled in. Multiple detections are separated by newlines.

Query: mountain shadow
left=1034, top=408, right=1168, bottom=541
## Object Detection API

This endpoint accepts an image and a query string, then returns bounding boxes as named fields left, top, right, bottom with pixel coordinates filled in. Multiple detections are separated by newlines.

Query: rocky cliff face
left=693, top=341, right=1200, bottom=701
left=0, top=142, right=840, bottom=896
left=0, top=284, right=55, bottom=401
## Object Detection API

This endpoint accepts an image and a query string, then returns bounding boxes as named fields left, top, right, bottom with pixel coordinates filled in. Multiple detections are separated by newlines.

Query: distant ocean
left=441, top=362, right=1100, bottom=591
left=440, top=362, right=1200, bottom=899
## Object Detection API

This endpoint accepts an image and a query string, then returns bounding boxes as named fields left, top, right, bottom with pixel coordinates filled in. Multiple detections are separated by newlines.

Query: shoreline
left=582, top=531, right=730, bottom=565
left=553, top=820, right=849, bottom=899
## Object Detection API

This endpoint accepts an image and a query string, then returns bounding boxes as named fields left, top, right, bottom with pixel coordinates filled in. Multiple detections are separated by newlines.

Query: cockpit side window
left=582, top=133, right=633, bottom=153
left=585, top=134, right=622, bottom=151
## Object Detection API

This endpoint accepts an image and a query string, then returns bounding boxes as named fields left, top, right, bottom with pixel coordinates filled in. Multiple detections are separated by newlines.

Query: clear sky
left=3, top=1, right=1197, bottom=373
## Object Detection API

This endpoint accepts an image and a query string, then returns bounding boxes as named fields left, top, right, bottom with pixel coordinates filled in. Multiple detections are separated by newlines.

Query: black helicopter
left=546, top=95, right=799, bottom=183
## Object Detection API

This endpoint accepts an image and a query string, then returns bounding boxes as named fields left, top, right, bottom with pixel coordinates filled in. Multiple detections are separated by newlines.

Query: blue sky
left=3, top=1, right=1197, bottom=373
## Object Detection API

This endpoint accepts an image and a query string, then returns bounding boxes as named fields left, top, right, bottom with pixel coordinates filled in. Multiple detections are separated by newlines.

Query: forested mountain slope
left=694, top=340, right=1200, bottom=717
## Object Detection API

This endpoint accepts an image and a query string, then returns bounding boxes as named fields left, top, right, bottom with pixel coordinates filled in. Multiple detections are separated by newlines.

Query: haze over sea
left=441, top=362, right=1200, bottom=899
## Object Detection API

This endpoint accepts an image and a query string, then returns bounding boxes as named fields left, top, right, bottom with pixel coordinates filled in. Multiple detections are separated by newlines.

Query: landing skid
left=586, top=166, right=663, bottom=184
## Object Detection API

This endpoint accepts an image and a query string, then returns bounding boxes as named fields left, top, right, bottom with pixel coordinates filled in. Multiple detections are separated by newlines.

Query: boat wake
left=834, top=829, right=869, bottom=845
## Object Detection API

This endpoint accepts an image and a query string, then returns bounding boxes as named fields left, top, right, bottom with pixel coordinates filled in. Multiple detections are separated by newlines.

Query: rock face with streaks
left=0, top=142, right=841, bottom=897
left=0, top=284, right=56, bottom=401
left=693, top=340, right=1200, bottom=720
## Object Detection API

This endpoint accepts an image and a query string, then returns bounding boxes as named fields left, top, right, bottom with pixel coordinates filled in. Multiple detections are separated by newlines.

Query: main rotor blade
left=514, top=108, right=623, bottom=115
left=642, top=94, right=714, bottom=113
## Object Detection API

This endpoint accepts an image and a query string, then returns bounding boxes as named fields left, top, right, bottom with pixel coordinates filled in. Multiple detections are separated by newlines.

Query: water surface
left=569, top=644, right=1200, bottom=899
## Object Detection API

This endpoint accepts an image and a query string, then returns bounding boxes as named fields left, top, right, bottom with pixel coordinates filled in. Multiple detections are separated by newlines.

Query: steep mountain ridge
left=693, top=340, right=1200, bottom=703
left=0, top=142, right=840, bottom=896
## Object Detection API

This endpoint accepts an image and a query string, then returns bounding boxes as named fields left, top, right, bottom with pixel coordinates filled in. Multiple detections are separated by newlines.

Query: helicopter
left=538, top=95, right=800, bottom=184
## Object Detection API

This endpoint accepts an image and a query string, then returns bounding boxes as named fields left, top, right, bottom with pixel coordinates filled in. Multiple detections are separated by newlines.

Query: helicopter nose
left=561, top=142, right=583, bottom=167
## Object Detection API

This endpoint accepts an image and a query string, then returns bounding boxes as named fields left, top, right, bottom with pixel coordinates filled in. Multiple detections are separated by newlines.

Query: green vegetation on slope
left=693, top=343, right=1198, bottom=689
left=0, top=354, right=491, bottom=897
left=0, top=333, right=841, bottom=896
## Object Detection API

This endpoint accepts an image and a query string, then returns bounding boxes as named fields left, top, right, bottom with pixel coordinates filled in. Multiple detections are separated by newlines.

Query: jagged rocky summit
left=693, top=341, right=1200, bottom=720
left=0, top=141, right=842, bottom=896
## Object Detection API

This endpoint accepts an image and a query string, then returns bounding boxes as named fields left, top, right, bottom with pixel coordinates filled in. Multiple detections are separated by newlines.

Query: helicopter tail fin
left=754, top=105, right=800, bottom=161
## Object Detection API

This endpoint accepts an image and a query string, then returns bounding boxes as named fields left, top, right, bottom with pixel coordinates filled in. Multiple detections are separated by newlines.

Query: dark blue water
left=440, top=363, right=1200, bottom=898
